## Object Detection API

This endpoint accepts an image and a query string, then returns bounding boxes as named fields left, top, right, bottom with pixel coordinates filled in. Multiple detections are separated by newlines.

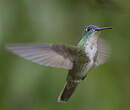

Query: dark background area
left=0, top=0, right=130, bottom=110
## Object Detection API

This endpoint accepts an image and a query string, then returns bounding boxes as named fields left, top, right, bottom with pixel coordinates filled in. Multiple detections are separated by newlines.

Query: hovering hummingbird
left=7, top=25, right=112, bottom=102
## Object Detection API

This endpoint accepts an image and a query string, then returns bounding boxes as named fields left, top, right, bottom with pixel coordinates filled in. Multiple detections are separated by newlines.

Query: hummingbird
left=7, top=25, right=112, bottom=102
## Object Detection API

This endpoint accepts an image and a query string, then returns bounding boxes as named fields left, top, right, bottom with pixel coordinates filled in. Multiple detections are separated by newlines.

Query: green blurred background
left=0, top=0, right=130, bottom=110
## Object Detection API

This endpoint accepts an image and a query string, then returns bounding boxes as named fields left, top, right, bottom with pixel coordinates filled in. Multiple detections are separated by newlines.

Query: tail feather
left=57, top=81, right=79, bottom=102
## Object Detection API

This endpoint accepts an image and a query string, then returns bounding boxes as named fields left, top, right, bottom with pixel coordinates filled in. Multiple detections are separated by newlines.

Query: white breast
left=85, top=34, right=98, bottom=72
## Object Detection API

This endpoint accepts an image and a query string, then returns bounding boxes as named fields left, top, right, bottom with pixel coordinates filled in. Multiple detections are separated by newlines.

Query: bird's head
left=84, top=25, right=112, bottom=37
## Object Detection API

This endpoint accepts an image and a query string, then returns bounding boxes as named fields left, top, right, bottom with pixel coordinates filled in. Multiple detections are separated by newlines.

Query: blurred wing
left=6, top=44, right=76, bottom=69
left=95, top=38, right=110, bottom=66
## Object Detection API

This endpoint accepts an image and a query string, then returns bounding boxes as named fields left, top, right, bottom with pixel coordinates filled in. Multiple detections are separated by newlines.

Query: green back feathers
left=77, top=31, right=92, bottom=48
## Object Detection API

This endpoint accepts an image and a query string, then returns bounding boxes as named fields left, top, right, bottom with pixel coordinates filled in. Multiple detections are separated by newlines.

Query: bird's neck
left=77, top=32, right=89, bottom=48
left=77, top=31, right=100, bottom=48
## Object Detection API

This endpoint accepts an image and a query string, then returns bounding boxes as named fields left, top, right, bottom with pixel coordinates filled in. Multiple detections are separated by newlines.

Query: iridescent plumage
left=6, top=25, right=112, bottom=102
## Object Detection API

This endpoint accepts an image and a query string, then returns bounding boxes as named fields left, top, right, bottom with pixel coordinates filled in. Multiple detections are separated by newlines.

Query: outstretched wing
left=95, top=38, right=110, bottom=66
left=7, top=44, right=81, bottom=70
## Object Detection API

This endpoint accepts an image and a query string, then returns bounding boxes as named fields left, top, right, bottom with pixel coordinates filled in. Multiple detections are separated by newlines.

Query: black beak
left=95, top=27, right=112, bottom=31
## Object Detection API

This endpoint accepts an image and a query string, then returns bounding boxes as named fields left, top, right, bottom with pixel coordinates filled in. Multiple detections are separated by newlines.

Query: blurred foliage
left=0, top=0, right=130, bottom=110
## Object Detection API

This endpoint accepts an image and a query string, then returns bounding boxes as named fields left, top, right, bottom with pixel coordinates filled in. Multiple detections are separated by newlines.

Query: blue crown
left=86, top=25, right=99, bottom=30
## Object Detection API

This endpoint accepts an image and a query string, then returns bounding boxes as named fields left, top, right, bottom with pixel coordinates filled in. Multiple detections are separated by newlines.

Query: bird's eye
left=87, top=28, right=91, bottom=31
